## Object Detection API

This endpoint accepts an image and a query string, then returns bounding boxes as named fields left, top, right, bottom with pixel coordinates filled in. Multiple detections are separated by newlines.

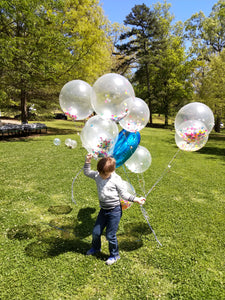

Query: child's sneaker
left=105, top=255, right=120, bottom=265
left=86, top=247, right=101, bottom=255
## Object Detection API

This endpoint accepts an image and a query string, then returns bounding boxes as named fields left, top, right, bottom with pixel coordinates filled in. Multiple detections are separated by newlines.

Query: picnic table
left=0, top=123, right=47, bottom=137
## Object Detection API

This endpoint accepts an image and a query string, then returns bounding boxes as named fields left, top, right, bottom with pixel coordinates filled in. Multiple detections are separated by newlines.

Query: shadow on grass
left=7, top=206, right=151, bottom=259
left=197, top=134, right=225, bottom=160
left=46, top=127, right=80, bottom=136
left=198, top=146, right=225, bottom=159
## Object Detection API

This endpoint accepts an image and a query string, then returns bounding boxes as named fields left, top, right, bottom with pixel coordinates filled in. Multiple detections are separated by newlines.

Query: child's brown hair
left=97, top=157, right=116, bottom=175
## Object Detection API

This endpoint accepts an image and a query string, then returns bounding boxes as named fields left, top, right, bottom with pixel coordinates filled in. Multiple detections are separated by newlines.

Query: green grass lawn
left=0, top=120, right=224, bottom=300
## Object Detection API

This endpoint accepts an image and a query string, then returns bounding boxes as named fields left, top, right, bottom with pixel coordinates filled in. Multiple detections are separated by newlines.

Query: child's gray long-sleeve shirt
left=83, top=162, right=135, bottom=210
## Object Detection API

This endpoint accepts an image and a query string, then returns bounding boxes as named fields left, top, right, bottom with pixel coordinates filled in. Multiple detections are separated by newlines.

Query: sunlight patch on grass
left=212, top=189, right=225, bottom=202
left=50, top=193, right=68, bottom=202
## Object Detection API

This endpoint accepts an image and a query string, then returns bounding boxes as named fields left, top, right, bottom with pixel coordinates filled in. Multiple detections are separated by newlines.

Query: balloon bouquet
left=59, top=75, right=214, bottom=246
left=59, top=73, right=151, bottom=210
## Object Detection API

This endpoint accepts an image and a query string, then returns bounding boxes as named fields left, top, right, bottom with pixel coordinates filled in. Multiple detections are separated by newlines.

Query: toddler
left=84, top=154, right=146, bottom=265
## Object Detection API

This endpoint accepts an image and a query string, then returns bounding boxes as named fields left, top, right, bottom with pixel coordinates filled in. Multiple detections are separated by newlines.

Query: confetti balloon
left=59, top=80, right=93, bottom=120
left=119, top=97, right=150, bottom=132
left=91, top=73, right=135, bottom=121
left=53, top=138, right=61, bottom=146
left=125, top=146, right=152, bottom=173
left=175, top=102, right=214, bottom=133
left=80, top=115, right=118, bottom=157
left=175, top=132, right=208, bottom=151
left=113, top=129, right=141, bottom=168
left=120, top=181, right=136, bottom=211
left=176, top=120, right=208, bottom=142
left=175, top=120, right=209, bottom=151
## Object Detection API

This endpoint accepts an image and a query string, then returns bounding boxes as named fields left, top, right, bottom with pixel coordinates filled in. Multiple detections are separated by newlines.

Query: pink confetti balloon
left=175, top=120, right=209, bottom=151
left=175, top=132, right=208, bottom=151
left=91, top=73, right=135, bottom=121
left=119, top=97, right=150, bottom=132
left=80, top=115, right=118, bottom=157
left=175, top=102, right=214, bottom=133
left=120, top=181, right=135, bottom=211
left=59, top=80, right=93, bottom=120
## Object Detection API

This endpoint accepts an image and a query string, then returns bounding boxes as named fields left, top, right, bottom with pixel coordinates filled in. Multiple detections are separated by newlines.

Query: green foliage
left=0, top=120, right=224, bottom=299
left=184, top=0, right=225, bottom=58
left=196, top=50, right=225, bottom=131
left=0, top=0, right=112, bottom=122
left=116, top=2, right=194, bottom=126
left=115, top=3, right=161, bottom=124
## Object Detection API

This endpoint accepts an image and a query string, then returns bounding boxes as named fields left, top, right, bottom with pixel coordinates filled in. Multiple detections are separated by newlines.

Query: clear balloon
left=176, top=120, right=209, bottom=143
left=119, top=97, right=150, bottom=132
left=70, top=140, right=77, bottom=149
left=175, top=102, right=214, bottom=133
left=113, top=129, right=141, bottom=168
left=120, top=181, right=136, bottom=211
left=59, top=80, right=93, bottom=120
left=65, top=138, right=72, bottom=147
left=53, top=138, right=61, bottom=146
left=175, top=131, right=208, bottom=151
left=80, top=115, right=118, bottom=157
left=91, top=73, right=135, bottom=121
left=125, top=145, right=152, bottom=173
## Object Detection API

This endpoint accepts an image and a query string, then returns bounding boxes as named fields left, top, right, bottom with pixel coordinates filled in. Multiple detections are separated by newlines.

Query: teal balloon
left=113, top=129, right=141, bottom=168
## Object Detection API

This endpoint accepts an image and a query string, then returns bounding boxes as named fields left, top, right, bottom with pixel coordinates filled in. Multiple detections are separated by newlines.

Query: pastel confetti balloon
left=80, top=115, right=118, bottom=157
left=125, top=145, right=152, bottom=173
left=119, top=97, right=150, bottom=132
left=120, top=181, right=136, bottom=211
left=175, top=131, right=208, bottom=151
left=175, top=120, right=209, bottom=151
left=53, top=138, right=61, bottom=146
left=176, top=120, right=208, bottom=143
left=59, top=80, right=93, bottom=120
left=91, top=73, right=135, bottom=121
left=175, top=102, right=214, bottom=133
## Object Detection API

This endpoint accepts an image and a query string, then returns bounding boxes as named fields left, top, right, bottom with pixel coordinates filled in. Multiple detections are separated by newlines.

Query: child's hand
left=85, top=154, right=93, bottom=163
left=134, top=197, right=146, bottom=205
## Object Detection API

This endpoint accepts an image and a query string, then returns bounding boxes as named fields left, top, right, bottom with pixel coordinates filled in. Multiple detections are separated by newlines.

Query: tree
left=184, top=0, right=225, bottom=132
left=115, top=3, right=160, bottom=125
left=0, top=0, right=112, bottom=123
left=116, top=2, right=194, bottom=126
left=196, top=51, right=225, bottom=132
left=145, top=2, right=194, bottom=126
left=184, top=0, right=225, bottom=59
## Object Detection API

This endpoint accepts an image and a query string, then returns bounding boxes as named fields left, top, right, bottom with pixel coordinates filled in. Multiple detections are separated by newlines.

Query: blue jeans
left=92, top=205, right=122, bottom=257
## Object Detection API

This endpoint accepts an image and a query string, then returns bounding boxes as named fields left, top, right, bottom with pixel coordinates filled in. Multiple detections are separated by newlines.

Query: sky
left=101, top=0, right=219, bottom=24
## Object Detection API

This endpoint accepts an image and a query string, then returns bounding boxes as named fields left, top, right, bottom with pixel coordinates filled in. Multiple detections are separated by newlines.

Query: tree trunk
left=164, top=83, right=169, bottom=126
left=214, top=115, right=221, bottom=133
left=145, top=63, right=152, bottom=125
left=21, top=89, right=28, bottom=124
left=165, top=114, right=168, bottom=126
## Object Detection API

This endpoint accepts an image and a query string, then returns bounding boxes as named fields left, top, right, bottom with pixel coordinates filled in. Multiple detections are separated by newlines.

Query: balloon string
left=122, top=165, right=161, bottom=246
left=122, top=165, right=136, bottom=194
left=145, top=149, right=181, bottom=198
left=71, top=167, right=84, bottom=205
left=137, top=173, right=147, bottom=198
left=140, top=205, right=162, bottom=247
